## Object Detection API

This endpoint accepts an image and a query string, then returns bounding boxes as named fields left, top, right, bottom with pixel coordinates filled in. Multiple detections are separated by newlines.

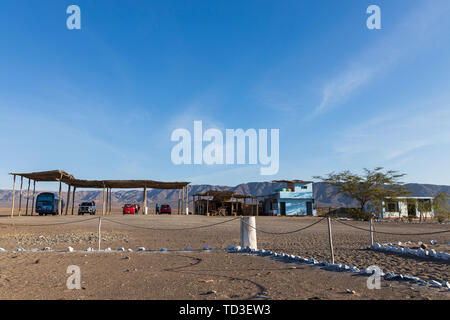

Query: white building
left=379, top=197, right=434, bottom=219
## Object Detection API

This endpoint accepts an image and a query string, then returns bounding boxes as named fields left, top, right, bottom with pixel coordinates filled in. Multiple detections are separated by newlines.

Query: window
left=301, top=186, right=307, bottom=189
left=387, top=202, right=398, bottom=212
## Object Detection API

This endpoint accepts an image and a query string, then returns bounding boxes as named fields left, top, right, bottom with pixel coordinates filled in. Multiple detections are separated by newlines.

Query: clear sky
left=1, top=0, right=449, bottom=189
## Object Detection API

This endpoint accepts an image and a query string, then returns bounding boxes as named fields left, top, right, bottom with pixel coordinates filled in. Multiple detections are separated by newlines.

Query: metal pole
left=327, top=217, right=335, bottom=264
left=98, top=217, right=102, bottom=251
left=57, top=180, right=62, bottom=216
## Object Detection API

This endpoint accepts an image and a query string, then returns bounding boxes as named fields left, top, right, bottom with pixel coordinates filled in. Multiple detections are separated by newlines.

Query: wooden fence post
left=327, top=217, right=335, bottom=264
left=369, top=217, right=374, bottom=247
left=240, top=217, right=257, bottom=249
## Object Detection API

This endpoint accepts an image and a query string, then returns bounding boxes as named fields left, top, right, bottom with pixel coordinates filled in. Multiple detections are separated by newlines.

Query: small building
left=262, top=180, right=316, bottom=216
left=380, top=197, right=434, bottom=219
left=192, top=190, right=258, bottom=216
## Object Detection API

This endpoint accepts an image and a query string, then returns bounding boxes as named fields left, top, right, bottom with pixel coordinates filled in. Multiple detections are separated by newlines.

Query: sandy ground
left=0, top=212, right=449, bottom=300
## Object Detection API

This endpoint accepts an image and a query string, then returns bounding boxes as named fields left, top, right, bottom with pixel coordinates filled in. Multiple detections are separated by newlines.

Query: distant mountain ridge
left=0, top=182, right=448, bottom=208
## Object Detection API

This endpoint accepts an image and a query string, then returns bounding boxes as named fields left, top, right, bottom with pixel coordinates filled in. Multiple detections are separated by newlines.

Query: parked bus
left=35, top=192, right=64, bottom=216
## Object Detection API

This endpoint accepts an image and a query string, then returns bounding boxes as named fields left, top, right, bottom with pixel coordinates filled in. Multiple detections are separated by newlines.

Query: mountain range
left=0, top=182, right=448, bottom=209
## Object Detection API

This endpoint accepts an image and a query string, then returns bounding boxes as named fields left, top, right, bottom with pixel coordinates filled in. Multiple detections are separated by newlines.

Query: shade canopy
left=71, top=179, right=189, bottom=189
left=9, top=170, right=75, bottom=182
left=9, top=170, right=189, bottom=189
left=193, top=190, right=255, bottom=201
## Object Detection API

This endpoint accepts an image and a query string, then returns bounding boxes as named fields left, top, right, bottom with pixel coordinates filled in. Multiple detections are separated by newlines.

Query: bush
left=346, top=208, right=370, bottom=221
left=436, top=215, right=445, bottom=223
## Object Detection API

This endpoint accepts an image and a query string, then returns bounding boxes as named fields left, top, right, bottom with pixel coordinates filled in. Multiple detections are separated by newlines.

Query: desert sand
left=0, top=212, right=448, bottom=300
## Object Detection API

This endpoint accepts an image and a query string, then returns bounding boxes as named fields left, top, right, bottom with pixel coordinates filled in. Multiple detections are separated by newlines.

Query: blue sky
left=1, top=0, right=449, bottom=189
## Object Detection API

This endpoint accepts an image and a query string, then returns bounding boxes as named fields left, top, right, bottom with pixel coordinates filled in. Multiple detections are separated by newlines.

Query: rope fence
left=0, top=215, right=448, bottom=264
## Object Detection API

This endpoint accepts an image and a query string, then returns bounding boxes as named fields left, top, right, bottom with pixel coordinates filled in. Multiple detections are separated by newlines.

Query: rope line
left=0, top=216, right=99, bottom=227
left=102, top=216, right=241, bottom=231
left=333, top=218, right=450, bottom=236
left=240, top=217, right=327, bottom=235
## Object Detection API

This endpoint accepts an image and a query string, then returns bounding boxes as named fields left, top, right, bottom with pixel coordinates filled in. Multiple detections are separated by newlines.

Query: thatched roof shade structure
left=8, top=170, right=190, bottom=217
left=9, top=170, right=75, bottom=183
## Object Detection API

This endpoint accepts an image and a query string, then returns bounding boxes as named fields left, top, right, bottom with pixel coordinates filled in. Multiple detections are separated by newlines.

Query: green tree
left=432, top=192, right=450, bottom=222
left=314, top=167, right=411, bottom=217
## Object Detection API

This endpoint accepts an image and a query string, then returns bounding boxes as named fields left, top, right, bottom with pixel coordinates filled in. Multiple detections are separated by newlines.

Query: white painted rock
left=0, top=248, right=6, bottom=251
left=117, top=247, right=125, bottom=252
left=235, top=246, right=242, bottom=251
left=16, top=247, right=25, bottom=252
left=430, top=240, right=437, bottom=245
left=160, top=248, right=168, bottom=252
left=138, top=247, right=146, bottom=252
left=67, top=247, right=74, bottom=252
left=429, top=280, right=442, bottom=288
left=442, top=281, right=450, bottom=289
left=127, top=249, right=133, bottom=252
left=85, top=247, right=94, bottom=252
left=105, top=248, right=112, bottom=252
left=43, top=247, right=52, bottom=251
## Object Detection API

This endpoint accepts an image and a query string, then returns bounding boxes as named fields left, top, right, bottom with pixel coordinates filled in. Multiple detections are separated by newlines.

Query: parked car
left=123, top=204, right=139, bottom=215
left=35, top=192, right=64, bottom=216
left=78, top=201, right=96, bottom=215
left=160, top=204, right=171, bottom=214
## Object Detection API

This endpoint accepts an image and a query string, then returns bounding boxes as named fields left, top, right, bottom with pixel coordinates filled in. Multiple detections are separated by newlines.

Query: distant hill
left=0, top=182, right=448, bottom=209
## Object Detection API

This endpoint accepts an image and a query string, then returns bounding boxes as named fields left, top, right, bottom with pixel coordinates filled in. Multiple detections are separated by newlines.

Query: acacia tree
left=314, top=167, right=411, bottom=216
left=432, top=192, right=450, bottom=222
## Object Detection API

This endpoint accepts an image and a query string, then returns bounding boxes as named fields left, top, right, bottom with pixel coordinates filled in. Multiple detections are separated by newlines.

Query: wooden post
left=106, top=187, right=109, bottom=215
left=109, top=188, right=112, bottom=215
left=369, top=217, right=374, bottom=247
left=206, top=198, right=209, bottom=216
left=240, top=217, right=257, bottom=249
left=98, top=217, right=102, bottom=251
left=193, top=195, right=196, bottom=215
left=256, top=197, right=259, bottom=216
left=71, top=187, right=76, bottom=215
left=65, top=185, right=71, bottom=215
left=57, top=180, right=62, bottom=216
left=10, top=175, right=16, bottom=218
left=31, top=180, right=36, bottom=216
left=18, top=176, right=23, bottom=216
left=182, top=187, right=185, bottom=215
left=327, top=217, right=335, bottom=264
left=178, top=189, right=181, bottom=214
left=25, top=178, right=31, bottom=215
left=143, top=186, right=147, bottom=215
left=102, top=187, right=106, bottom=216
left=186, top=186, right=189, bottom=215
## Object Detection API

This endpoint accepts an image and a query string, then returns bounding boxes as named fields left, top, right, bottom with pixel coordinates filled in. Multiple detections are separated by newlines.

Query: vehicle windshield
left=81, top=202, right=93, bottom=206
left=37, top=195, right=54, bottom=202
left=124, top=204, right=134, bottom=208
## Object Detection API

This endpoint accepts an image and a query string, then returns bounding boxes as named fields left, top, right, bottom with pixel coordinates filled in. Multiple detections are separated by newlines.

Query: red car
left=160, top=204, right=171, bottom=214
left=123, top=204, right=139, bottom=215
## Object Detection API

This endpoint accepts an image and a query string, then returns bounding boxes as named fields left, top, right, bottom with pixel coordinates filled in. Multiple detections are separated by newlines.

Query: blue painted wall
left=274, top=182, right=315, bottom=216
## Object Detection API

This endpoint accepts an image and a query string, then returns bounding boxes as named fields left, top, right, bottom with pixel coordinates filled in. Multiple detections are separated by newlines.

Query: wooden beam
left=186, top=186, right=189, bottom=215
left=25, top=178, right=31, bottom=215
left=109, top=188, right=112, bottom=214
left=31, top=180, right=36, bottom=215
left=178, top=189, right=181, bottom=214
left=58, top=180, right=62, bottom=216
left=106, top=186, right=109, bottom=215
left=10, top=175, right=16, bottom=218
left=18, top=176, right=23, bottom=216
left=143, top=186, right=147, bottom=215
left=71, top=187, right=76, bottom=215
left=65, top=185, right=71, bottom=215
left=102, top=187, right=106, bottom=216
